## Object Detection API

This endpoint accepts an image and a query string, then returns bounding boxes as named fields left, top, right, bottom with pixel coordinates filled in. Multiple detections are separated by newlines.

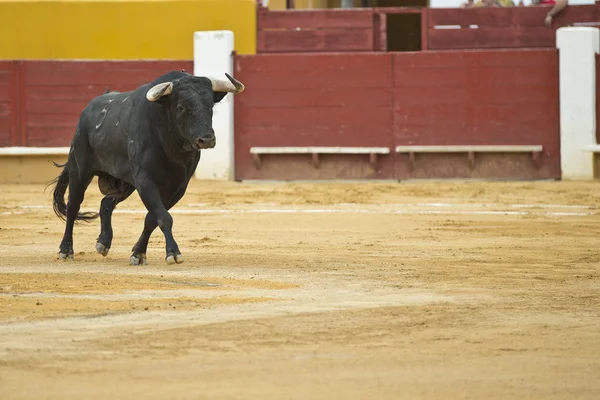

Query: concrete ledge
left=250, top=146, right=391, bottom=155
left=395, top=145, right=543, bottom=153
left=0, top=147, right=70, bottom=184
left=0, top=147, right=70, bottom=156
left=249, top=146, right=390, bottom=169
left=582, top=144, right=600, bottom=152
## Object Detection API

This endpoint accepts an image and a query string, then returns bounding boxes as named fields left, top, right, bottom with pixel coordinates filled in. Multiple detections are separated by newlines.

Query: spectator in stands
left=461, top=0, right=515, bottom=8
left=542, top=0, right=568, bottom=26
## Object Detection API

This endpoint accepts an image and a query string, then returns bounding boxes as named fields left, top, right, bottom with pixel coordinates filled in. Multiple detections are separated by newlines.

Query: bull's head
left=145, top=73, right=245, bottom=151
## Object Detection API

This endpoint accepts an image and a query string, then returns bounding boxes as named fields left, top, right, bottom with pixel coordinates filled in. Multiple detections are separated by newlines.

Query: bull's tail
left=47, top=161, right=99, bottom=222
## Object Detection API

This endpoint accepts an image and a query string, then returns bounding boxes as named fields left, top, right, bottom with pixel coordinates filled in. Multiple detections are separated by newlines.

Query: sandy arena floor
left=1, top=179, right=599, bottom=399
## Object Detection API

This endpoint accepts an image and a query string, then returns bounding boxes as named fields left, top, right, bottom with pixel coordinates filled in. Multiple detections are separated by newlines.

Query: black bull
left=49, top=70, right=245, bottom=265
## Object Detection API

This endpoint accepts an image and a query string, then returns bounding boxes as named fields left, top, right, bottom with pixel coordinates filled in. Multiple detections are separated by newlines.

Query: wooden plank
left=0, top=118, right=10, bottom=146
left=26, top=99, right=95, bottom=115
left=25, top=127, right=74, bottom=147
left=237, top=106, right=392, bottom=127
left=1, top=61, right=19, bottom=147
left=27, top=85, right=127, bottom=100
left=394, top=84, right=555, bottom=106
left=250, top=146, right=390, bottom=154
left=18, top=61, right=26, bottom=146
left=0, top=62, right=10, bottom=147
left=236, top=53, right=391, bottom=72
left=395, top=145, right=543, bottom=152
left=25, top=113, right=79, bottom=127
left=234, top=125, right=393, bottom=148
left=394, top=67, right=556, bottom=88
left=428, top=5, right=599, bottom=28
left=0, top=83, right=9, bottom=102
left=552, top=4, right=600, bottom=26
left=25, top=61, right=193, bottom=74
left=394, top=49, right=557, bottom=69
left=236, top=87, right=393, bottom=108
left=236, top=58, right=392, bottom=90
left=258, top=9, right=374, bottom=29
left=428, top=27, right=556, bottom=49
left=429, top=7, right=554, bottom=28
left=420, top=8, right=429, bottom=51
left=25, top=69, right=166, bottom=87
left=24, top=61, right=193, bottom=86
left=258, top=28, right=373, bottom=53
left=372, top=7, right=422, bottom=15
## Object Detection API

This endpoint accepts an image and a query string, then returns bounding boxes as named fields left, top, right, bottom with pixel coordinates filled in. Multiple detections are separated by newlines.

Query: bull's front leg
left=135, top=182, right=184, bottom=265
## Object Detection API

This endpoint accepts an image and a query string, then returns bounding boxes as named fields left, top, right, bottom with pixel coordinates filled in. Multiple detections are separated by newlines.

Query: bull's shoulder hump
left=88, top=91, right=134, bottom=108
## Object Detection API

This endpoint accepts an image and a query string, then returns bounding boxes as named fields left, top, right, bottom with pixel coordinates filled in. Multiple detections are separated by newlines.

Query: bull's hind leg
left=58, top=169, right=94, bottom=260
left=130, top=213, right=158, bottom=265
left=95, top=175, right=135, bottom=257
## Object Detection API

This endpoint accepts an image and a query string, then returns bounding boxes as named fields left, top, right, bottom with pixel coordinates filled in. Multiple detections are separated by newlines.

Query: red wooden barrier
left=257, top=8, right=376, bottom=53
left=0, top=62, right=13, bottom=147
left=10, top=61, right=193, bottom=147
left=427, top=5, right=600, bottom=50
left=234, top=53, right=395, bottom=180
left=0, top=61, right=21, bottom=147
left=393, top=49, right=560, bottom=179
left=234, top=50, right=561, bottom=180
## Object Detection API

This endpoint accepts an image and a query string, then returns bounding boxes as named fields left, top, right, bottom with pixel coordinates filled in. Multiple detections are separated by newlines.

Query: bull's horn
left=146, top=82, right=173, bottom=102
left=210, top=73, right=245, bottom=94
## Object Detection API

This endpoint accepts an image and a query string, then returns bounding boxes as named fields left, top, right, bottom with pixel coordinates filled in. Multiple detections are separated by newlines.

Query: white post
left=557, top=27, right=600, bottom=180
left=193, top=30, right=235, bottom=180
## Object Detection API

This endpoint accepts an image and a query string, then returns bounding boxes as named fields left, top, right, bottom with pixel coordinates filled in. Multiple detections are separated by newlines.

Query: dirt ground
left=1, top=179, right=600, bottom=399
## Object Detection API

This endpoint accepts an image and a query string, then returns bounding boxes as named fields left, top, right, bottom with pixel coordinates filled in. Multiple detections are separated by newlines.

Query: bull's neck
left=158, top=111, right=196, bottom=162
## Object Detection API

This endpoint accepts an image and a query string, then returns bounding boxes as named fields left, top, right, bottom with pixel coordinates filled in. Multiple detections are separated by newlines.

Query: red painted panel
left=429, top=5, right=600, bottom=28
left=258, top=8, right=374, bottom=29
left=429, top=7, right=555, bottom=27
left=427, top=5, right=600, bottom=50
left=237, top=87, right=392, bottom=108
left=23, top=61, right=193, bottom=147
left=25, top=61, right=191, bottom=86
left=256, top=8, right=375, bottom=53
left=0, top=62, right=13, bottom=147
left=234, top=53, right=395, bottom=180
left=238, top=52, right=391, bottom=72
left=236, top=53, right=392, bottom=89
left=392, top=50, right=560, bottom=179
left=239, top=106, right=392, bottom=128
left=0, top=83, right=9, bottom=102
left=258, top=28, right=373, bottom=53
left=428, top=27, right=556, bottom=50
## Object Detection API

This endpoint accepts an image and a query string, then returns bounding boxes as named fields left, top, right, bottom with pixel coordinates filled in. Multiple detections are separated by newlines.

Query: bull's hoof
left=58, top=252, right=74, bottom=260
left=166, top=253, right=184, bottom=265
left=130, top=253, right=147, bottom=266
left=96, top=242, right=110, bottom=257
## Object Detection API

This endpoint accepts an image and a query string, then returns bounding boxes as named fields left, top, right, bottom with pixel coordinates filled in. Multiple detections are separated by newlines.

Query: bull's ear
left=146, top=82, right=173, bottom=102
left=213, top=91, right=228, bottom=104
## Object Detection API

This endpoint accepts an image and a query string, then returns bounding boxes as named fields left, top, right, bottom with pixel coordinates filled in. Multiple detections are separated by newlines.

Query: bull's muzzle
left=194, top=136, right=216, bottom=150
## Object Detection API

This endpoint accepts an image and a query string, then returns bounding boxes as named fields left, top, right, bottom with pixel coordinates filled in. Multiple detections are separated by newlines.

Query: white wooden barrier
left=557, top=27, right=600, bottom=180
left=193, top=30, right=235, bottom=181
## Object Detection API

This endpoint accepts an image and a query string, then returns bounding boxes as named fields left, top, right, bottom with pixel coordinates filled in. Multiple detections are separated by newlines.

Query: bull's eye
left=177, top=105, right=185, bottom=112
